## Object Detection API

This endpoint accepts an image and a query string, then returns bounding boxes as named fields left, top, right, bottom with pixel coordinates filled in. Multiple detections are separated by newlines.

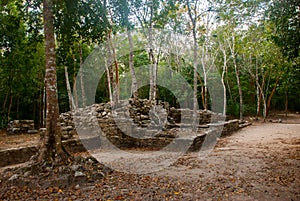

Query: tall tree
left=38, top=0, right=68, bottom=163
left=186, top=0, right=200, bottom=130
left=267, top=0, right=300, bottom=111
left=111, top=0, right=138, bottom=99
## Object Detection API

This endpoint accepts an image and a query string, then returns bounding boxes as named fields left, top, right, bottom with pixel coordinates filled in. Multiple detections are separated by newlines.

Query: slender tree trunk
left=105, top=39, right=113, bottom=103
left=39, top=0, right=68, bottom=163
left=7, top=95, right=13, bottom=122
left=285, top=90, right=288, bottom=117
left=266, top=77, right=279, bottom=116
left=187, top=0, right=198, bottom=131
left=64, top=66, right=75, bottom=110
left=108, top=30, right=119, bottom=103
left=255, top=62, right=261, bottom=118
left=153, top=51, right=159, bottom=101
left=72, top=52, right=78, bottom=108
left=200, top=45, right=208, bottom=110
left=192, top=34, right=198, bottom=131
left=148, top=3, right=155, bottom=101
left=262, top=92, right=267, bottom=122
left=230, top=35, right=243, bottom=120
left=220, top=47, right=227, bottom=116
left=127, top=28, right=138, bottom=99
left=79, top=43, right=86, bottom=107
left=149, top=49, right=154, bottom=100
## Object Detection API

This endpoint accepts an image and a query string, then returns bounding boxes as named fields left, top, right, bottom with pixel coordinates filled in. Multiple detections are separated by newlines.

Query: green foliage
left=0, top=0, right=299, bottom=128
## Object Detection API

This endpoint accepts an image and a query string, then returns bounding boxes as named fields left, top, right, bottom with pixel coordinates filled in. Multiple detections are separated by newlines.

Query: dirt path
left=152, top=121, right=300, bottom=200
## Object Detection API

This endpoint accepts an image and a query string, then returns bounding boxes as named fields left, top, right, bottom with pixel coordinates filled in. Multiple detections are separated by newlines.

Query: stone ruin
left=59, top=98, right=244, bottom=152
left=0, top=99, right=249, bottom=167
left=7, top=120, right=38, bottom=135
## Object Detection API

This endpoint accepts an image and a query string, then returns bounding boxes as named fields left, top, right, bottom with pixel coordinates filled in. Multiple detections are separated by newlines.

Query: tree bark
left=108, top=30, right=119, bottom=103
left=105, top=38, right=113, bottom=103
left=230, top=35, right=243, bottom=120
left=186, top=0, right=198, bottom=131
left=220, top=46, right=227, bottom=116
left=39, top=0, right=68, bottom=164
left=127, top=28, right=138, bottom=99
left=7, top=95, right=13, bottom=122
left=148, top=2, right=158, bottom=101
left=285, top=90, right=288, bottom=117
left=255, top=61, right=261, bottom=118
left=64, top=66, right=75, bottom=110
left=72, top=52, right=78, bottom=108
left=79, top=43, right=86, bottom=107
left=266, top=77, right=279, bottom=116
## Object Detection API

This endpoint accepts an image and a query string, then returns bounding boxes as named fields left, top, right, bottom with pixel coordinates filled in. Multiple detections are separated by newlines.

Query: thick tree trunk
left=39, top=0, right=68, bottom=164
left=127, top=28, right=138, bottom=99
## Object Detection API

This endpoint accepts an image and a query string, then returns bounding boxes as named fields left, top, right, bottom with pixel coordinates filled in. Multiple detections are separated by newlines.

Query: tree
left=111, top=0, right=138, bottom=99
left=55, top=0, right=109, bottom=108
left=0, top=0, right=45, bottom=127
left=242, top=24, right=285, bottom=120
left=131, top=0, right=179, bottom=101
left=266, top=0, right=300, bottom=112
left=185, top=0, right=200, bottom=130
left=38, top=0, right=68, bottom=163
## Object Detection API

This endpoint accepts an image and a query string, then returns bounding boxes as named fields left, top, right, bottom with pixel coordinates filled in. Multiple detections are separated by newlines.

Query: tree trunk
left=127, top=28, right=138, bottom=99
left=72, top=52, right=78, bottom=108
left=148, top=3, right=155, bottom=101
left=262, top=92, right=267, bottom=122
left=106, top=38, right=113, bottom=103
left=39, top=0, right=69, bottom=164
left=200, top=39, right=208, bottom=111
left=266, top=77, right=279, bottom=116
left=7, top=95, right=13, bottom=122
left=79, top=43, right=86, bottom=107
left=255, top=62, right=261, bottom=118
left=108, top=30, right=119, bottom=103
left=186, top=0, right=198, bottom=131
left=285, top=90, right=288, bottom=117
left=230, top=35, right=243, bottom=120
left=220, top=47, right=227, bottom=116
left=64, top=66, right=75, bottom=110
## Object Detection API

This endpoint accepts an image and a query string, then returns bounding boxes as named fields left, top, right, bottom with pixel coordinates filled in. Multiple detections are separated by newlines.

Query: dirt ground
left=0, top=112, right=299, bottom=200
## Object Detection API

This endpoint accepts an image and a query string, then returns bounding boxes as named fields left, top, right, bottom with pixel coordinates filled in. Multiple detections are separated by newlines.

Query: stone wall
left=7, top=120, right=38, bottom=134
left=0, top=99, right=249, bottom=167
left=58, top=99, right=243, bottom=152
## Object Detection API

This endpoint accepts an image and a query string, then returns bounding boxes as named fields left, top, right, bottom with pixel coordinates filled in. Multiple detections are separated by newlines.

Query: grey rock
left=8, top=174, right=19, bottom=181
